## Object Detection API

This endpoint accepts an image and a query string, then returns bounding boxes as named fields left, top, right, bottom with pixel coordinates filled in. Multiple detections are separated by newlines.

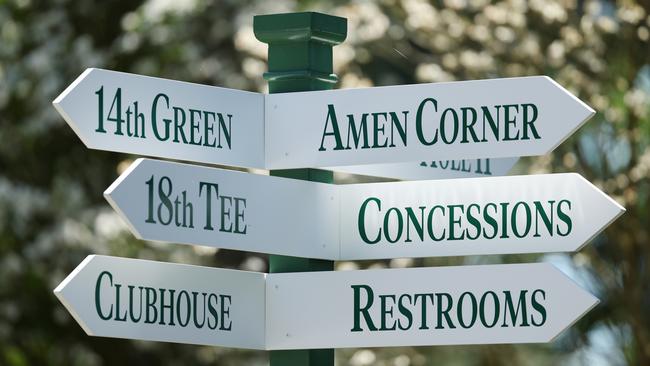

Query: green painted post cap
left=254, top=12, right=348, bottom=93
left=253, top=12, right=347, bottom=45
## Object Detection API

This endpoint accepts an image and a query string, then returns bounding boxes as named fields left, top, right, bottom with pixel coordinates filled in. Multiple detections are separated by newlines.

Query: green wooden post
left=254, top=11, right=347, bottom=366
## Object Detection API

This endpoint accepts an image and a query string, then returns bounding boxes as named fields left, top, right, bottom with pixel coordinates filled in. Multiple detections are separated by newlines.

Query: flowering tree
left=0, top=0, right=648, bottom=365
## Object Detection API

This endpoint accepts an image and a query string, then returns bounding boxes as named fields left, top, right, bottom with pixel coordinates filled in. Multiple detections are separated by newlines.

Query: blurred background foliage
left=0, top=0, right=649, bottom=365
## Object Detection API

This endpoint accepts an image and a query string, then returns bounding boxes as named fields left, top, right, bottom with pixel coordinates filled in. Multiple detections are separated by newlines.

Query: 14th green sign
left=53, top=68, right=266, bottom=168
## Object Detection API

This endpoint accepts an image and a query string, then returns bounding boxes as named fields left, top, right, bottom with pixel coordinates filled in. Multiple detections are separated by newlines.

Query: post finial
left=254, top=12, right=347, bottom=93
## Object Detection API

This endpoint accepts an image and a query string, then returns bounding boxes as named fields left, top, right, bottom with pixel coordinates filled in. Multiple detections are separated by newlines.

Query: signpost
left=53, top=68, right=265, bottom=168
left=266, top=263, right=599, bottom=349
left=265, top=76, right=595, bottom=169
left=104, top=158, right=339, bottom=260
left=50, top=10, right=622, bottom=365
left=254, top=12, right=347, bottom=366
left=106, top=158, right=624, bottom=260
left=331, top=157, right=519, bottom=180
left=54, top=255, right=266, bottom=349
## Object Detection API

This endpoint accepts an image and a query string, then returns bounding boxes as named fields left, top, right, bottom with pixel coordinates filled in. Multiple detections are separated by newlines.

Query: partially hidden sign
left=106, top=158, right=623, bottom=260
left=104, top=158, right=339, bottom=260
left=331, top=157, right=519, bottom=180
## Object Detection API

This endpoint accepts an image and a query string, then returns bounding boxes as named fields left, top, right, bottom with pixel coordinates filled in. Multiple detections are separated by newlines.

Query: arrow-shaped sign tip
left=103, top=158, right=147, bottom=240
left=541, top=76, right=596, bottom=154
left=52, top=68, right=97, bottom=148
left=52, top=68, right=95, bottom=108
left=53, top=255, right=97, bottom=336
left=545, top=264, right=600, bottom=343
left=53, top=254, right=94, bottom=297
left=542, top=75, right=596, bottom=117
left=571, top=173, right=625, bottom=252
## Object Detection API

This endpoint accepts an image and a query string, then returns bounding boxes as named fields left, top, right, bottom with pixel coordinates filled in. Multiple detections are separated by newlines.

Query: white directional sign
left=340, top=172, right=624, bottom=260
left=265, top=76, right=594, bottom=169
left=332, top=157, right=518, bottom=180
left=105, top=158, right=338, bottom=259
left=56, top=258, right=597, bottom=349
left=266, top=263, right=598, bottom=349
left=55, top=70, right=592, bottom=171
left=53, top=68, right=265, bottom=168
left=54, top=255, right=266, bottom=349
left=106, top=159, right=623, bottom=260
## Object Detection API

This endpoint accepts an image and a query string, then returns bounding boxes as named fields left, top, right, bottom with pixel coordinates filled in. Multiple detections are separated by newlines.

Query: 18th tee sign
left=106, top=159, right=623, bottom=260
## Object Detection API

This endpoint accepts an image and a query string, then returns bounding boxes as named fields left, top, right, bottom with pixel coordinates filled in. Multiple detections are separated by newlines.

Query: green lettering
left=351, top=284, right=378, bottom=331
left=319, top=104, right=344, bottom=151
left=416, top=98, right=438, bottom=146
left=557, top=199, right=572, bottom=236
left=502, top=290, right=530, bottom=327
left=521, top=103, right=540, bottom=140
left=358, top=197, right=381, bottom=244
left=95, top=271, right=113, bottom=321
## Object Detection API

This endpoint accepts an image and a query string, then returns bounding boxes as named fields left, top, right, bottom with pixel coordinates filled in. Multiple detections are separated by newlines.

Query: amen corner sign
left=54, top=68, right=593, bottom=171
left=55, top=256, right=598, bottom=350
left=105, top=158, right=624, bottom=261
left=265, top=76, right=594, bottom=169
